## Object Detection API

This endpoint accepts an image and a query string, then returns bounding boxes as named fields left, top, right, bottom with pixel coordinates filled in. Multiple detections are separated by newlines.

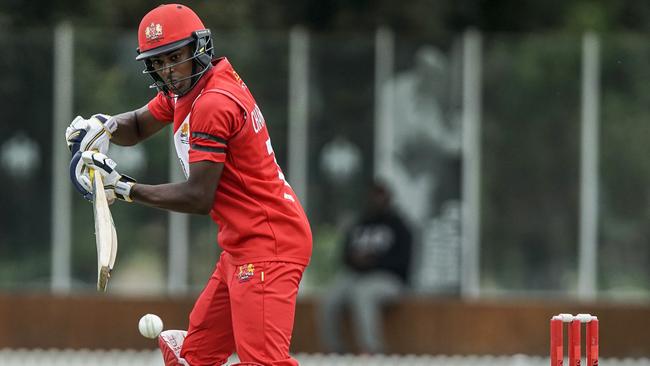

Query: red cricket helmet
left=135, top=4, right=214, bottom=95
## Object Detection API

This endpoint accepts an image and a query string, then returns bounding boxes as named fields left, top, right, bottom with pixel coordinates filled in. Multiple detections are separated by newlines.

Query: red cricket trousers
left=180, top=252, right=304, bottom=366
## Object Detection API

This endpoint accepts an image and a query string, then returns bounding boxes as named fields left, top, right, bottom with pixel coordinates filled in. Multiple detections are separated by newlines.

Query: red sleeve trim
left=191, top=144, right=225, bottom=153
left=191, top=132, right=228, bottom=145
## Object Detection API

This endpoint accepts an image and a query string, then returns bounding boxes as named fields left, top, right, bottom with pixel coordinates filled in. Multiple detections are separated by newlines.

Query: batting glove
left=78, top=151, right=136, bottom=203
left=67, top=114, right=116, bottom=201
left=65, top=114, right=117, bottom=155
left=69, top=151, right=93, bottom=201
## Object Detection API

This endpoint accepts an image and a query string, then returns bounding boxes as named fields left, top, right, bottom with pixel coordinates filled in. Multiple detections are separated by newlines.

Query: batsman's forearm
left=110, top=106, right=166, bottom=146
left=110, top=110, right=142, bottom=146
left=130, top=182, right=214, bottom=215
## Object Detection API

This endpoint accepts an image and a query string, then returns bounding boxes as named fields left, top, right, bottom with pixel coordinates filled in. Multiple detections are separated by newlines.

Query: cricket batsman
left=65, top=4, right=312, bottom=365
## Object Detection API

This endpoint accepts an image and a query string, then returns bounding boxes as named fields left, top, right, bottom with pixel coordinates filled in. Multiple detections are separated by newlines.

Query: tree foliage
left=1, top=0, right=649, bottom=32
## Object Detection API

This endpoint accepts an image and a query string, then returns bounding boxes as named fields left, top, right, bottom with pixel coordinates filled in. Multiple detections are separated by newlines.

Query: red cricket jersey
left=147, top=58, right=312, bottom=266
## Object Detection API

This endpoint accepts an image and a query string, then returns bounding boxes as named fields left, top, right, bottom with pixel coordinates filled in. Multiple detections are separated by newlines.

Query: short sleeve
left=147, top=91, right=175, bottom=123
left=188, top=92, right=245, bottom=164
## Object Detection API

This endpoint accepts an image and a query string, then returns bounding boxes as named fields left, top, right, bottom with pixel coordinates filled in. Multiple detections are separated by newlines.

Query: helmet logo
left=144, top=23, right=163, bottom=41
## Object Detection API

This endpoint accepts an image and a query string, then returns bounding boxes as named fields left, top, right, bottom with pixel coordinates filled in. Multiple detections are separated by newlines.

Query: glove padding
left=65, top=114, right=117, bottom=155
left=70, top=151, right=93, bottom=201
left=72, top=151, right=136, bottom=203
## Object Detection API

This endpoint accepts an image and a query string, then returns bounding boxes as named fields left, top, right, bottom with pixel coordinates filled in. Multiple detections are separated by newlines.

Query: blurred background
left=1, top=0, right=650, bottom=365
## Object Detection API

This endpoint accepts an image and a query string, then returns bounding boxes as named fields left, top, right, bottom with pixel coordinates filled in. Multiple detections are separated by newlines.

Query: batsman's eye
left=151, top=60, right=163, bottom=68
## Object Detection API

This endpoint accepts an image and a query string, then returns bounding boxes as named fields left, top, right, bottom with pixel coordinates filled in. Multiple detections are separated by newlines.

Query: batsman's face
left=149, top=45, right=194, bottom=95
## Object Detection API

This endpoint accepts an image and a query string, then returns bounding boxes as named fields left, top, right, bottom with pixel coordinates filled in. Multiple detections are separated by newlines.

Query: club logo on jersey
left=237, top=264, right=255, bottom=282
left=251, top=104, right=265, bottom=133
left=145, top=23, right=163, bottom=41
left=232, top=70, right=247, bottom=89
left=179, top=121, right=189, bottom=144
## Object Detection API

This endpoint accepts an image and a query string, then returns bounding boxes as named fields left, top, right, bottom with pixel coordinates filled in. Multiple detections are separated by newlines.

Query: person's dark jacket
left=342, top=209, right=412, bottom=284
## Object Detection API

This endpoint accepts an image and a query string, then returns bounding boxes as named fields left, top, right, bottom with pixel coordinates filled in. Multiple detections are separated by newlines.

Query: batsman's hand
left=73, top=151, right=136, bottom=203
left=69, top=150, right=93, bottom=201
left=65, top=114, right=117, bottom=155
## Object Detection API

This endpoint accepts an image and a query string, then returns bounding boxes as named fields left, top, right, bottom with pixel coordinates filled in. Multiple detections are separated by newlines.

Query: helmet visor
left=136, top=37, right=194, bottom=61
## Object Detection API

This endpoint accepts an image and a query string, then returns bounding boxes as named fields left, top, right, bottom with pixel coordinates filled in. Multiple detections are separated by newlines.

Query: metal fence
left=1, top=26, right=649, bottom=301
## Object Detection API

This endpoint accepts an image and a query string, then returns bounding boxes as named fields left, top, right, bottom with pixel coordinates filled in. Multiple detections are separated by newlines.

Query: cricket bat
left=91, top=168, right=118, bottom=292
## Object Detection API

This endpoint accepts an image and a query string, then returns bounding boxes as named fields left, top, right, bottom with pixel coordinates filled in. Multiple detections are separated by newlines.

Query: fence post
left=460, top=29, right=483, bottom=299
left=51, top=22, right=74, bottom=293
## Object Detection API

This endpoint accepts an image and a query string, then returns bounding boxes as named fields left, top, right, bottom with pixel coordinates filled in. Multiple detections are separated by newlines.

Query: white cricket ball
left=138, top=313, right=163, bottom=339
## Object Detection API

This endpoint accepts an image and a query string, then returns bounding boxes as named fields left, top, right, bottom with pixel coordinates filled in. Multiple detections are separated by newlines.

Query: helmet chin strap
left=148, top=62, right=211, bottom=96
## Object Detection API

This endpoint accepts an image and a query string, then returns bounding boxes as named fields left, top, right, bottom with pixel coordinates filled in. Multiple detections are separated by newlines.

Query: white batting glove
left=80, top=151, right=136, bottom=203
left=65, top=114, right=117, bottom=155
left=70, top=151, right=93, bottom=201
left=70, top=152, right=118, bottom=204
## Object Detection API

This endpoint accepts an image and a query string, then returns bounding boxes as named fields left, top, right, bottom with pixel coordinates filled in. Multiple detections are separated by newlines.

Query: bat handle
left=88, top=148, right=99, bottom=183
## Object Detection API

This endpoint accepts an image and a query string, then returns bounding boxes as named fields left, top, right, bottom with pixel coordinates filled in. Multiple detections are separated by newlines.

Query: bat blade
left=92, top=169, right=118, bottom=292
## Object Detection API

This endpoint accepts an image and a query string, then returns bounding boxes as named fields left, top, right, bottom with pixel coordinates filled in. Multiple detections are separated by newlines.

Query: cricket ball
left=138, top=313, right=164, bottom=339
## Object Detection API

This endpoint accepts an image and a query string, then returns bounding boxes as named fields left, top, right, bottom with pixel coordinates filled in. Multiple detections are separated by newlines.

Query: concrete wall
left=2, top=294, right=649, bottom=357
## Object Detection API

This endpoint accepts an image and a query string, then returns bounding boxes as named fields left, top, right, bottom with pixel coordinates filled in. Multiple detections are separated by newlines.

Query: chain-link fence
left=1, top=27, right=649, bottom=301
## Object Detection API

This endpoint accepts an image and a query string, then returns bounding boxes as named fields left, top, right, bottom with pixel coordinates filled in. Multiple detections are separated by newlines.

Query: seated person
left=319, top=181, right=412, bottom=353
